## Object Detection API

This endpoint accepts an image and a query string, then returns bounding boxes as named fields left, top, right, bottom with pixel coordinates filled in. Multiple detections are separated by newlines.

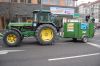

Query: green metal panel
left=63, top=22, right=94, bottom=39
left=22, top=31, right=35, bottom=37
left=64, top=22, right=80, bottom=38
left=63, top=22, right=77, bottom=38
left=78, top=23, right=88, bottom=39
left=8, top=22, right=33, bottom=27
left=73, top=13, right=80, bottom=18
left=88, top=23, right=95, bottom=38
left=78, top=23, right=94, bottom=38
left=74, top=23, right=79, bottom=38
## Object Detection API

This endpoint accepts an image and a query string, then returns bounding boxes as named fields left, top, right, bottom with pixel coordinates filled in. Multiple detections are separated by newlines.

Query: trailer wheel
left=36, top=24, right=57, bottom=45
left=82, top=36, right=88, bottom=43
left=3, top=30, right=21, bottom=47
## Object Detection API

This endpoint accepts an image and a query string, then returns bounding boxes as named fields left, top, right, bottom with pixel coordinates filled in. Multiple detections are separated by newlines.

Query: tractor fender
left=10, top=28, right=22, bottom=37
left=37, top=23, right=58, bottom=31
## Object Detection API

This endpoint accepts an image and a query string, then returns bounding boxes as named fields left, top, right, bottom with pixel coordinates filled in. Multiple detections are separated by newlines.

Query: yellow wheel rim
left=7, top=34, right=17, bottom=44
left=40, top=28, right=54, bottom=41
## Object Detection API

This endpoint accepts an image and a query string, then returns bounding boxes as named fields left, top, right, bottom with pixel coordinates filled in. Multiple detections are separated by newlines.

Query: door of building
left=0, top=17, right=5, bottom=30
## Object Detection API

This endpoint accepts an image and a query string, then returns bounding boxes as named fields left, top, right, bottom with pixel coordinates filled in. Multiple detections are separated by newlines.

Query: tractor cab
left=32, top=10, right=63, bottom=29
left=33, top=10, right=55, bottom=23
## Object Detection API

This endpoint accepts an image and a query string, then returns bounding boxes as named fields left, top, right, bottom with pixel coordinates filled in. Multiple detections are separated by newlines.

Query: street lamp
left=9, top=0, right=11, bottom=21
left=9, top=0, right=13, bottom=22
left=38, top=0, right=43, bottom=11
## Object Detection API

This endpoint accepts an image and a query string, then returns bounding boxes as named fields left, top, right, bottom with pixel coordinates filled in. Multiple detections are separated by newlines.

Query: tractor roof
left=33, top=10, right=51, bottom=13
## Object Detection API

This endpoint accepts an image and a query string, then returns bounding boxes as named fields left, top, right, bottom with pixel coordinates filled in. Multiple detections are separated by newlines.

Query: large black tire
left=3, top=30, right=21, bottom=47
left=21, top=35, right=24, bottom=41
left=36, top=24, right=57, bottom=45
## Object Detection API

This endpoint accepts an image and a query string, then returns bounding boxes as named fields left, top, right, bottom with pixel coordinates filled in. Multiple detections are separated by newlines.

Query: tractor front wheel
left=36, top=24, right=57, bottom=45
left=3, top=30, right=21, bottom=47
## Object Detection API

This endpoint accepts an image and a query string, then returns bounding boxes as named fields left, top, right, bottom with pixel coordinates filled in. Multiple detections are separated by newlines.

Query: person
left=88, top=15, right=96, bottom=32
left=85, top=15, right=90, bottom=22
left=89, top=16, right=95, bottom=23
left=91, top=17, right=95, bottom=23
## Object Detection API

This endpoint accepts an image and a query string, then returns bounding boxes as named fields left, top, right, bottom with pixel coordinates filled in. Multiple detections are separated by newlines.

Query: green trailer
left=63, top=22, right=94, bottom=42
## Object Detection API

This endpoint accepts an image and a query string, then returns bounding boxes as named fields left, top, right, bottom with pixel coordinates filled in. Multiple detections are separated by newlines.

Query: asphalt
left=0, top=29, right=100, bottom=66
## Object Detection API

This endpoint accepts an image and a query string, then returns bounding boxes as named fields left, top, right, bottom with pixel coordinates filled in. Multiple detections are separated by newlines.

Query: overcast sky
left=77, top=0, right=97, bottom=5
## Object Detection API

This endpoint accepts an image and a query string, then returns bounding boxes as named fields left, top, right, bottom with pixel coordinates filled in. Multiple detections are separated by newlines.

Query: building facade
left=79, top=0, right=100, bottom=23
left=78, top=3, right=87, bottom=17
left=0, top=0, right=77, bottom=6
left=0, top=0, right=78, bottom=29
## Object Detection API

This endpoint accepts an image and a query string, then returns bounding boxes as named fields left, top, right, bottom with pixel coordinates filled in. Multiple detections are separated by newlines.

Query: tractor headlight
left=33, top=23, right=37, bottom=27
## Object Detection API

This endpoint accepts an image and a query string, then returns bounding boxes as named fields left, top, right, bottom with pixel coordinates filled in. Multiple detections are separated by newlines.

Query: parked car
left=95, top=22, right=100, bottom=29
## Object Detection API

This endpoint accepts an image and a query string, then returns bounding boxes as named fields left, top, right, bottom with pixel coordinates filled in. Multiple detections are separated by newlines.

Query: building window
left=64, top=0, right=74, bottom=6
left=42, top=0, right=49, bottom=4
left=11, top=0, right=17, bottom=2
left=22, top=17, right=26, bottom=22
left=20, top=0, right=25, bottom=3
left=38, top=0, right=41, bottom=4
left=50, top=0, right=60, bottom=5
left=27, top=0, right=31, bottom=3
left=26, top=17, right=33, bottom=22
left=25, top=0, right=31, bottom=4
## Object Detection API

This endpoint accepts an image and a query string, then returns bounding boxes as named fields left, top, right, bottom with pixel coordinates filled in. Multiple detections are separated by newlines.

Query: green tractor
left=3, top=10, right=63, bottom=47
left=3, top=10, right=95, bottom=47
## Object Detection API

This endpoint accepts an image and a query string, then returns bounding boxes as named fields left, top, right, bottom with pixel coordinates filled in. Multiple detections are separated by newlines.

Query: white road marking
left=48, top=53, right=100, bottom=61
left=0, top=50, right=24, bottom=55
left=0, top=51, right=8, bottom=54
left=87, top=42, right=100, bottom=48
left=94, top=31, right=100, bottom=35
left=2, top=50, right=25, bottom=52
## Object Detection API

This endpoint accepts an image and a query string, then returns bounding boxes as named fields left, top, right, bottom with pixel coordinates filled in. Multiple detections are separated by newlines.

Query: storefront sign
left=73, top=13, right=80, bottom=18
left=50, top=7, right=75, bottom=15
left=67, top=23, right=74, bottom=31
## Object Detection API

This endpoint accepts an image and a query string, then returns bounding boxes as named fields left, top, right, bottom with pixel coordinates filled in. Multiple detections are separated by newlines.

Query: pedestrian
left=85, top=15, right=90, bottom=22
left=89, top=16, right=95, bottom=23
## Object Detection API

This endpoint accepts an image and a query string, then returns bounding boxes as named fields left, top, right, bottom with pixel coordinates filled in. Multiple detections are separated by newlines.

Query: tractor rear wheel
left=36, top=24, right=57, bottom=45
left=3, top=30, right=21, bottom=47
